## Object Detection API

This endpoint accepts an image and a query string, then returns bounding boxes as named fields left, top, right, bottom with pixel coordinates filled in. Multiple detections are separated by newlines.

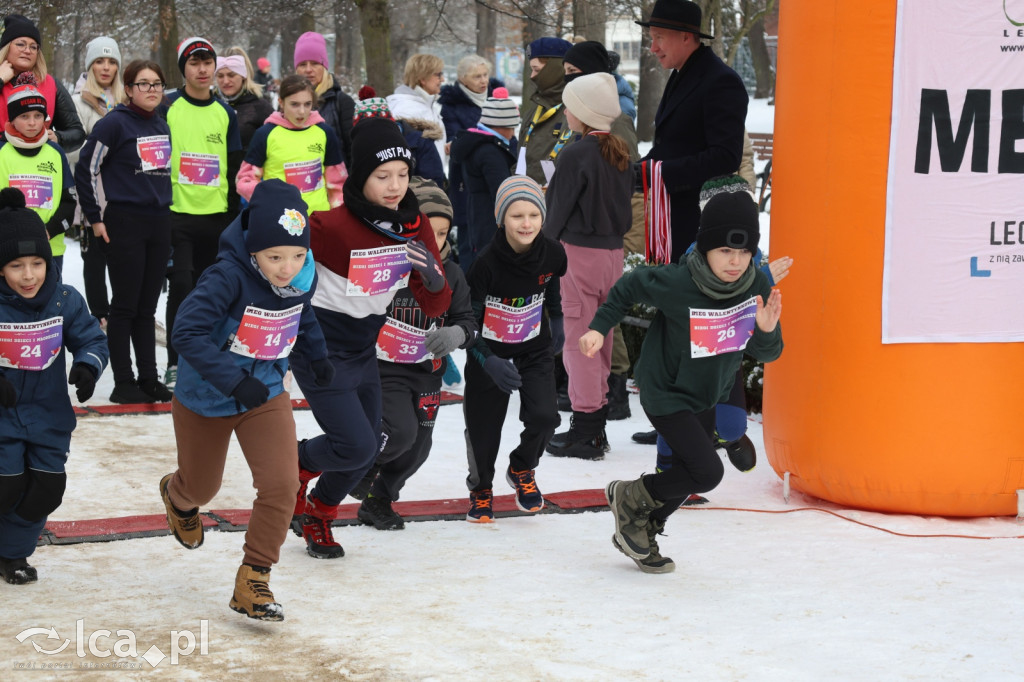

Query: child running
left=354, top=178, right=477, bottom=530
left=0, top=188, right=107, bottom=584
left=580, top=190, right=782, bottom=573
left=463, top=175, right=567, bottom=522
left=288, top=116, right=451, bottom=559
left=158, top=179, right=332, bottom=620
left=237, top=74, right=345, bottom=213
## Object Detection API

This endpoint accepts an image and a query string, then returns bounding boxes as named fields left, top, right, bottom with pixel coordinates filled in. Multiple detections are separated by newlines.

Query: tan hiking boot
left=605, top=477, right=664, bottom=560
left=159, top=474, right=203, bottom=549
left=614, top=518, right=676, bottom=574
left=229, top=564, right=283, bottom=621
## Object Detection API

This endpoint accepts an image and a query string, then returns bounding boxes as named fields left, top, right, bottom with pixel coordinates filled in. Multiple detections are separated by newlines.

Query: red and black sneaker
left=300, top=495, right=344, bottom=559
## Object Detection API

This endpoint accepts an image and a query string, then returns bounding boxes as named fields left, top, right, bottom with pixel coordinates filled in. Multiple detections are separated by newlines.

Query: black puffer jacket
left=317, top=79, right=355, bottom=168
left=226, top=91, right=273, bottom=153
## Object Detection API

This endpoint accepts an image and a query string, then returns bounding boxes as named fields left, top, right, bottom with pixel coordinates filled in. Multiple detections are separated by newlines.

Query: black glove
left=406, top=240, right=445, bottom=292
left=424, top=325, right=465, bottom=358
left=0, top=374, right=16, bottom=408
left=548, top=316, right=565, bottom=354
left=483, top=355, right=522, bottom=394
left=632, top=161, right=645, bottom=193
left=231, top=376, right=269, bottom=409
left=311, top=358, right=335, bottom=387
left=67, top=363, right=98, bottom=403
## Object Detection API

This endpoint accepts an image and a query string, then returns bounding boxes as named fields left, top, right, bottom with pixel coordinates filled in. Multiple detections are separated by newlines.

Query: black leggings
left=644, top=408, right=724, bottom=522
left=165, top=212, right=231, bottom=366
left=103, top=205, right=171, bottom=384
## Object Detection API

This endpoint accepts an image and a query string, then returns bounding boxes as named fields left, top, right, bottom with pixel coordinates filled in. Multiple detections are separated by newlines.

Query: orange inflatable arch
left=763, top=0, right=1023, bottom=516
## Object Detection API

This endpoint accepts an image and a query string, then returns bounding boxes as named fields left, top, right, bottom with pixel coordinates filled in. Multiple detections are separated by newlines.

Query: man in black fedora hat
left=637, top=0, right=748, bottom=261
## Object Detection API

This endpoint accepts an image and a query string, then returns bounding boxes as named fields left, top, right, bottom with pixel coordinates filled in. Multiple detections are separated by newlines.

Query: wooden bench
left=748, top=132, right=773, bottom=211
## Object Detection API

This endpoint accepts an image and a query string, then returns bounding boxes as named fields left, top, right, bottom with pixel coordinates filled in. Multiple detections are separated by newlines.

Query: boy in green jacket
left=579, top=191, right=782, bottom=574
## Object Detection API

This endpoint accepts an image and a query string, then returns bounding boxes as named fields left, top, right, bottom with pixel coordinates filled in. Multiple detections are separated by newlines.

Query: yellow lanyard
left=523, top=103, right=561, bottom=144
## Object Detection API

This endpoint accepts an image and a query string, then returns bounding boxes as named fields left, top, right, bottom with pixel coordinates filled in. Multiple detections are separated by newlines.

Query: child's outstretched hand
left=768, top=256, right=793, bottom=284
left=406, top=240, right=445, bottom=292
left=755, top=289, right=782, bottom=333
left=67, top=363, right=97, bottom=403
left=579, top=330, right=605, bottom=358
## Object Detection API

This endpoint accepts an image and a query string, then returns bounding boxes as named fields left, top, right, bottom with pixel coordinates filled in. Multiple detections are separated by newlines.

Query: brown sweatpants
left=166, top=392, right=298, bottom=568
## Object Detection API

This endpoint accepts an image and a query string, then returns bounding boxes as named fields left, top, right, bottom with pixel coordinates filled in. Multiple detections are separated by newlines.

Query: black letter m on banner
left=915, top=89, right=990, bottom=173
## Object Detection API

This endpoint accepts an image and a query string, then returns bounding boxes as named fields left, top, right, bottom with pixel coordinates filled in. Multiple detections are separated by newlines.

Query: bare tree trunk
left=354, top=0, right=393, bottom=96
left=748, top=14, right=773, bottom=99
left=335, top=2, right=363, bottom=89
left=636, top=11, right=667, bottom=142
left=157, top=0, right=181, bottom=90
left=476, top=1, right=497, bottom=66
left=573, top=0, right=607, bottom=41
left=38, top=0, right=62, bottom=78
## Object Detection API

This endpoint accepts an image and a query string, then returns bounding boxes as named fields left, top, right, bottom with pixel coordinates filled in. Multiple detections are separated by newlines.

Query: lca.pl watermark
left=13, top=619, right=209, bottom=668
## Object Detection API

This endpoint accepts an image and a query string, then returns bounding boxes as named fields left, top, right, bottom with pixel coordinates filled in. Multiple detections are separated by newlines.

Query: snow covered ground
left=4, top=98, right=1022, bottom=679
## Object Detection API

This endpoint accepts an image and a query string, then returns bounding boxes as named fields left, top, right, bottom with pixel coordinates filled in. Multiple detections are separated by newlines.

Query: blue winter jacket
left=0, top=269, right=108, bottom=442
left=613, top=73, right=637, bottom=122
left=171, top=214, right=328, bottom=417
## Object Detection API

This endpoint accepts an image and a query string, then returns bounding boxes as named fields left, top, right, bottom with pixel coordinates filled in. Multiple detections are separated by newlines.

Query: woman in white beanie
left=542, top=72, right=634, bottom=461
left=67, top=36, right=125, bottom=330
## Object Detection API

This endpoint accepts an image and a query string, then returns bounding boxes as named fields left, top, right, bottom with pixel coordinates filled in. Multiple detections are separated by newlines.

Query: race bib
left=346, top=245, right=411, bottom=296
left=0, top=317, right=63, bottom=371
left=177, top=152, right=221, bottom=186
left=283, top=159, right=324, bottom=194
left=690, top=297, right=758, bottom=358
left=229, top=304, right=303, bottom=360
left=137, top=135, right=171, bottom=171
left=376, top=318, right=432, bottom=363
left=8, top=174, right=53, bottom=210
left=482, top=297, right=543, bottom=344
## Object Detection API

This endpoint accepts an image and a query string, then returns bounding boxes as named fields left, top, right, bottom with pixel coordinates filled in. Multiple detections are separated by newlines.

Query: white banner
left=883, top=0, right=1024, bottom=343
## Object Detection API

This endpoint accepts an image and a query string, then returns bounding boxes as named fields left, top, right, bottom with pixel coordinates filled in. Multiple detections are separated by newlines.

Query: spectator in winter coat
left=0, top=188, right=108, bottom=586
left=519, top=37, right=575, bottom=185
left=67, top=36, right=123, bottom=327
left=0, top=86, right=76, bottom=273
left=217, top=49, right=273, bottom=153
left=74, top=60, right=173, bottom=405
left=387, top=53, right=447, bottom=167
left=439, top=54, right=498, bottom=251
left=253, top=57, right=273, bottom=91
left=294, top=31, right=354, bottom=168
left=0, top=14, right=85, bottom=153
left=352, top=94, right=446, bottom=191
left=563, top=41, right=637, bottom=125
left=448, top=89, right=520, bottom=274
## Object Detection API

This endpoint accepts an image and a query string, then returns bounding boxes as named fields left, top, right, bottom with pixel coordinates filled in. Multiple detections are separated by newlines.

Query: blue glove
left=311, top=358, right=335, bottom=387
left=0, top=374, right=16, bottom=408
left=482, top=355, right=522, bottom=394
left=406, top=240, right=445, bottom=292
left=548, top=316, right=565, bottom=354
left=231, top=376, right=269, bottom=409
left=67, top=363, right=98, bottom=402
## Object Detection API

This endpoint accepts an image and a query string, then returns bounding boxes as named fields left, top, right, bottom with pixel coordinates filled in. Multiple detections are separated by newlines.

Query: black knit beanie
left=563, top=41, right=612, bottom=77
left=696, top=192, right=760, bottom=254
left=0, top=187, right=51, bottom=270
left=244, top=179, right=310, bottom=253
left=0, top=15, right=41, bottom=52
left=347, top=117, right=413, bottom=195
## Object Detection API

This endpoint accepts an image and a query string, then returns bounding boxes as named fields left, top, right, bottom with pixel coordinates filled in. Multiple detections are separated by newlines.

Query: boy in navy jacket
left=159, top=180, right=332, bottom=621
left=0, top=188, right=107, bottom=584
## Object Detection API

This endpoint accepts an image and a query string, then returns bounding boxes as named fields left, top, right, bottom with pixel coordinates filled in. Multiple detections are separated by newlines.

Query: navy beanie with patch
left=244, top=179, right=310, bottom=253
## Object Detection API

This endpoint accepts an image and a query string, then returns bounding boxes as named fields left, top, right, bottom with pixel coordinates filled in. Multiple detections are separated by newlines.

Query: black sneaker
left=631, top=430, right=657, bottom=445
left=506, top=467, right=544, bottom=513
left=357, top=495, right=405, bottom=530
left=724, top=434, right=757, bottom=472
left=109, top=381, right=156, bottom=404
left=0, top=557, right=38, bottom=584
left=139, top=378, right=173, bottom=402
left=546, top=431, right=607, bottom=460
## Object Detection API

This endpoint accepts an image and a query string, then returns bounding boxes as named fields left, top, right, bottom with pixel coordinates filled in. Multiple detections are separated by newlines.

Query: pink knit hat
left=294, top=32, right=328, bottom=69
